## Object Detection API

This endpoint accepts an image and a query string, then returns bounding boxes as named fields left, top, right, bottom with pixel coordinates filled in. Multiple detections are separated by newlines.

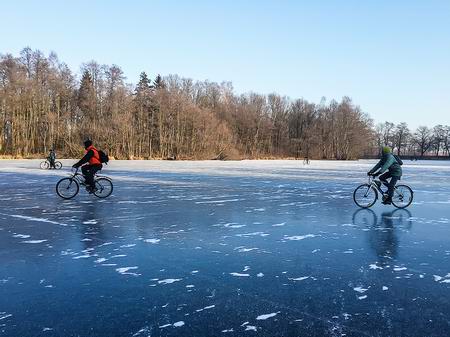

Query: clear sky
left=1, top=0, right=449, bottom=128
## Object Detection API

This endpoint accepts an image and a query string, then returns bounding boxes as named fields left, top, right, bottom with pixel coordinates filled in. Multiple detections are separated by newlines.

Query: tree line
left=0, top=48, right=446, bottom=160
left=372, top=122, right=450, bottom=158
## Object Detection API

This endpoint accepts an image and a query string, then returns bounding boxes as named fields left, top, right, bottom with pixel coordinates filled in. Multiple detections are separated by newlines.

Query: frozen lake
left=0, top=159, right=449, bottom=336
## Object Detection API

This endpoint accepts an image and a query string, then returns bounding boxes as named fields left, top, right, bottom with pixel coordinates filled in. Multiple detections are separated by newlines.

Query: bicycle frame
left=68, top=168, right=111, bottom=185
left=367, top=176, right=386, bottom=196
left=365, top=176, right=404, bottom=199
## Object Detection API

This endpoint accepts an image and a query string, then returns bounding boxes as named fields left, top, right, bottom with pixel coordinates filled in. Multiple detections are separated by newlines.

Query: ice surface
left=1, top=159, right=450, bottom=336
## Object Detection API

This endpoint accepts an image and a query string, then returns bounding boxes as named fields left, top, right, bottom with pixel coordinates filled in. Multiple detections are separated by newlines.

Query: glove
left=373, top=172, right=381, bottom=177
left=367, top=172, right=372, bottom=176
left=72, top=164, right=79, bottom=169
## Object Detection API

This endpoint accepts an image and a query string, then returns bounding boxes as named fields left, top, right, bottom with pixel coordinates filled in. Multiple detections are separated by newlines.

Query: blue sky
left=1, top=0, right=449, bottom=128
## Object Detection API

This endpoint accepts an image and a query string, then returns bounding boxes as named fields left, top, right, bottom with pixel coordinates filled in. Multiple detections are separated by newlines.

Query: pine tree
left=153, top=74, right=164, bottom=89
left=135, top=72, right=152, bottom=96
left=77, top=70, right=96, bottom=120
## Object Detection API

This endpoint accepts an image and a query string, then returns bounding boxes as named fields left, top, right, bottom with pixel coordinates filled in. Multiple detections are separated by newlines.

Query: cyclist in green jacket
left=368, top=146, right=402, bottom=205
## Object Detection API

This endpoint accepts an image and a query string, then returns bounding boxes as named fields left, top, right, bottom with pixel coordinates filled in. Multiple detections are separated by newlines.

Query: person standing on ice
left=367, top=146, right=403, bottom=205
left=72, top=139, right=103, bottom=193
left=48, top=149, right=56, bottom=169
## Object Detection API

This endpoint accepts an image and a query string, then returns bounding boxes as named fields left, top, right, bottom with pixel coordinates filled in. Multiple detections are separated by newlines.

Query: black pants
left=49, top=158, right=56, bottom=169
left=379, top=171, right=400, bottom=199
left=81, top=164, right=102, bottom=189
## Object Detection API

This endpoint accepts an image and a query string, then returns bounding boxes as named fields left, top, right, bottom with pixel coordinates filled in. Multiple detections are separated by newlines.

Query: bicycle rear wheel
left=56, top=177, right=79, bottom=199
left=40, top=161, right=49, bottom=169
left=54, top=161, right=63, bottom=169
left=392, top=184, right=413, bottom=209
left=353, top=184, right=378, bottom=208
left=93, top=178, right=113, bottom=198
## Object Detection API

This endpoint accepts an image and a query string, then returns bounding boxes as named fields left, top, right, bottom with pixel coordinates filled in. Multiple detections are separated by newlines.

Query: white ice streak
left=116, top=267, right=140, bottom=276
left=256, top=312, right=280, bottom=320
left=0, top=313, right=12, bottom=321
left=369, top=264, right=383, bottom=270
left=13, top=234, right=30, bottom=238
left=21, top=239, right=47, bottom=244
left=230, top=272, right=250, bottom=277
left=8, top=214, right=68, bottom=226
left=236, top=232, right=269, bottom=237
left=223, top=223, right=246, bottom=228
left=72, top=255, right=92, bottom=259
left=195, top=305, right=215, bottom=312
left=144, top=238, right=160, bottom=244
left=284, top=234, right=318, bottom=241
left=158, top=278, right=182, bottom=285
left=433, top=273, right=450, bottom=283
left=353, top=286, right=369, bottom=293
left=288, top=276, right=309, bottom=281
left=235, top=246, right=258, bottom=253
left=196, top=199, right=240, bottom=204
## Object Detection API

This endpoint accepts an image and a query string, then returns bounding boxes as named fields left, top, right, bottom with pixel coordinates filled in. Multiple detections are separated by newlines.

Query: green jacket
left=369, top=153, right=402, bottom=177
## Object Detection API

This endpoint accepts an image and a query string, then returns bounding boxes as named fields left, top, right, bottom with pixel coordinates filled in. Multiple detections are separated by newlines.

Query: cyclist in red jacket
left=72, top=140, right=103, bottom=193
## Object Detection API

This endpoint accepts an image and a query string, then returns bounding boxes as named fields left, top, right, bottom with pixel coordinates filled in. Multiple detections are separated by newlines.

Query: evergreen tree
left=77, top=70, right=96, bottom=120
left=153, top=74, right=164, bottom=89
left=135, top=71, right=152, bottom=96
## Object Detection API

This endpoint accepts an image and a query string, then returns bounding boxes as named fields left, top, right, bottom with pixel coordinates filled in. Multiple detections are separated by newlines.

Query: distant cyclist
left=48, top=149, right=56, bottom=169
left=72, top=140, right=102, bottom=193
left=367, top=146, right=402, bottom=205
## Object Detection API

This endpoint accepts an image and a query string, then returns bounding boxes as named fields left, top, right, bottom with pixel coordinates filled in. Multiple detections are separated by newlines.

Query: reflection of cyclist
left=367, top=146, right=402, bottom=205
left=72, top=140, right=102, bottom=193
left=48, top=149, right=56, bottom=169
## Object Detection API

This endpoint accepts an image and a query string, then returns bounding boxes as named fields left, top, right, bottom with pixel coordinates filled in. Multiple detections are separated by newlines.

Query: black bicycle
left=40, top=159, right=62, bottom=170
left=56, top=168, right=113, bottom=199
left=353, top=175, right=413, bottom=209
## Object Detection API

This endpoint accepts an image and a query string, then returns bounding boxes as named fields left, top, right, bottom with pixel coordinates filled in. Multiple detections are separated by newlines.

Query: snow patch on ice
left=369, top=264, right=383, bottom=270
left=353, top=286, right=369, bottom=293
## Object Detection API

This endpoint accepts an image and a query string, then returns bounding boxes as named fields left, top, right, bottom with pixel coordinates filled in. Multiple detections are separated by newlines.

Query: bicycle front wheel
left=392, top=185, right=413, bottom=209
left=54, top=161, right=63, bottom=169
left=94, top=178, right=113, bottom=198
left=40, top=161, right=49, bottom=169
left=353, top=184, right=378, bottom=208
left=56, top=177, right=79, bottom=199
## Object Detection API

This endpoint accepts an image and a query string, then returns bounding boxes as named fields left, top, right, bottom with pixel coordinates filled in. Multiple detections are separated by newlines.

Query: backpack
left=98, top=150, right=109, bottom=164
left=393, top=154, right=403, bottom=166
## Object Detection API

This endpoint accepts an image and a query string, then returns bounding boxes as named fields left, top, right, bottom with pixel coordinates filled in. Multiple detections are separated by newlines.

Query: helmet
left=382, top=146, right=392, bottom=154
left=84, top=139, right=93, bottom=149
